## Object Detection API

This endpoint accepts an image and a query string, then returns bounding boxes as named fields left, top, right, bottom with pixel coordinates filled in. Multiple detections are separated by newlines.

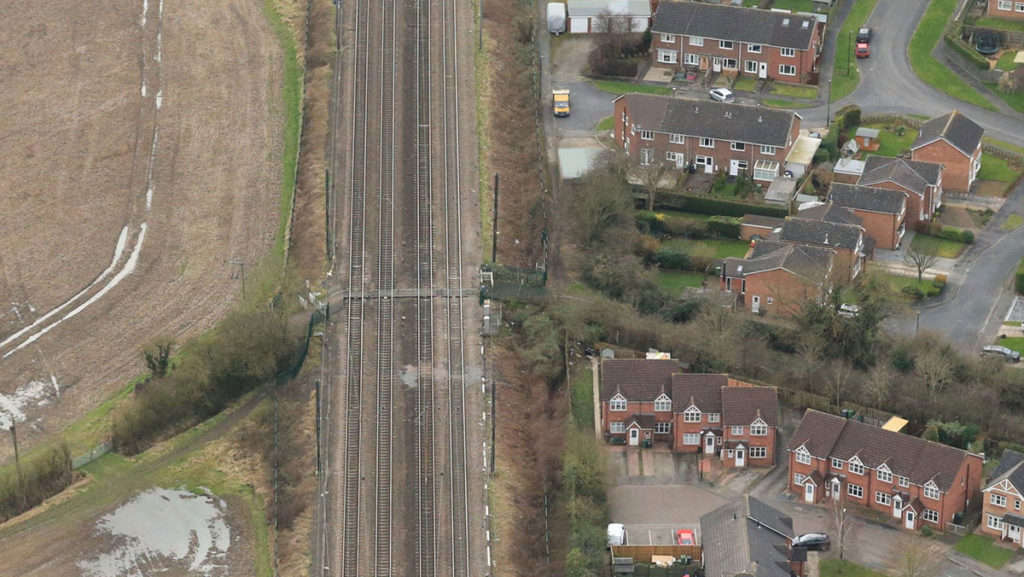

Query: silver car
left=709, top=88, right=735, bottom=103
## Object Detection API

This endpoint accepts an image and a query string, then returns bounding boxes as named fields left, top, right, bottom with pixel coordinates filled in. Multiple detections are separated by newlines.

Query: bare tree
left=830, top=489, right=851, bottom=560
left=889, top=534, right=941, bottom=577
left=904, top=244, right=940, bottom=282
left=638, top=159, right=670, bottom=212
left=865, top=363, right=895, bottom=407
left=827, top=360, right=855, bottom=408
left=795, top=334, right=824, bottom=392
left=915, top=346, right=954, bottom=401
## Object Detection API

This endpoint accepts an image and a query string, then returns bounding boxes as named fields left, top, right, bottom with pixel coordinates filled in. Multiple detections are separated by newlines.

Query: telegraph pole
left=9, top=425, right=23, bottom=497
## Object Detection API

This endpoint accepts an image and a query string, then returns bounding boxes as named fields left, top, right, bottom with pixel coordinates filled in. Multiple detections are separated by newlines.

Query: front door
left=675, top=154, right=686, bottom=169
left=804, top=483, right=815, bottom=503
left=831, top=479, right=841, bottom=501
left=893, top=499, right=902, bottom=518
left=629, top=428, right=639, bottom=446
left=904, top=510, right=915, bottom=530
left=751, top=295, right=761, bottom=313
left=735, top=447, right=745, bottom=468
left=713, top=57, right=722, bottom=72
left=730, top=159, right=741, bottom=177
left=758, top=61, right=767, bottom=79
left=704, top=434, right=715, bottom=454
left=1009, top=524, right=1021, bottom=543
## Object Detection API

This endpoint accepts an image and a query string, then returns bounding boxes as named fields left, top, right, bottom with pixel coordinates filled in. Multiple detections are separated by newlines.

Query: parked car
left=676, top=529, right=696, bottom=546
left=856, top=43, right=870, bottom=58
left=838, top=303, right=860, bottom=318
left=792, top=533, right=831, bottom=551
left=857, top=27, right=873, bottom=43
left=709, top=88, right=735, bottom=103
left=982, top=345, right=1021, bottom=363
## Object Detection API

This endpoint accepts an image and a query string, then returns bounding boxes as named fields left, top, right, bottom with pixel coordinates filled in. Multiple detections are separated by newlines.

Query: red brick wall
left=739, top=268, right=824, bottom=315
left=601, top=400, right=673, bottom=438
left=988, top=0, right=1024, bottom=19
left=740, top=224, right=775, bottom=241
left=722, top=425, right=776, bottom=467
left=868, top=181, right=927, bottom=228
left=672, top=411, right=721, bottom=453
left=981, top=485, right=1024, bottom=543
left=912, top=140, right=978, bottom=194
left=851, top=208, right=905, bottom=250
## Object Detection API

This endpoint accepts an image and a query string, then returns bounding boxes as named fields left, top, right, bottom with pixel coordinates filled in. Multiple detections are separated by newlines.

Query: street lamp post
left=847, top=30, right=852, bottom=76
left=826, top=79, right=832, bottom=126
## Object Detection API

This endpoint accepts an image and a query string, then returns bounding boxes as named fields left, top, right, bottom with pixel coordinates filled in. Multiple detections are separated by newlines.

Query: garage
left=566, top=0, right=651, bottom=33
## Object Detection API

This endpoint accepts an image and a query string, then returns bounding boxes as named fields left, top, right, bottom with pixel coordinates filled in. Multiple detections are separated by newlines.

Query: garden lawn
left=975, top=16, right=1024, bottom=33
left=830, top=0, right=880, bottom=102
left=1002, top=214, right=1024, bottom=231
left=874, top=271, right=943, bottom=299
left=591, top=80, right=672, bottom=96
left=955, top=534, right=1015, bottom=569
left=863, top=123, right=918, bottom=157
left=984, top=82, right=1024, bottom=115
left=979, top=154, right=1019, bottom=182
left=771, top=0, right=821, bottom=11
left=771, top=83, right=818, bottom=99
left=911, top=233, right=965, bottom=258
left=819, top=559, right=888, bottom=577
left=763, top=98, right=816, bottom=108
left=909, top=0, right=998, bottom=111
left=985, top=135, right=1024, bottom=156
left=664, top=238, right=752, bottom=258
left=1000, top=337, right=1024, bottom=356
left=733, top=77, right=757, bottom=92
left=657, top=270, right=707, bottom=293
left=597, top=116, right=614, bottom=131
left=570, top=364, right=594, bottom=430
left=998, top=50, right=1021, bottom=71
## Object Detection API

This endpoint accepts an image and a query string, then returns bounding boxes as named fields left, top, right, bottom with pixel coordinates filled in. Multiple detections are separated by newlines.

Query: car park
left=709, top=88, right=734, bottom=103
left=792, top=533, right=831, bottom=551
left=857, top=27, right=872, bottom=43
left=982, top=345, right=1021, bottom=363
left=676, top=529, right=696, bottom=546
left=856, top=43, right=870, bottom=58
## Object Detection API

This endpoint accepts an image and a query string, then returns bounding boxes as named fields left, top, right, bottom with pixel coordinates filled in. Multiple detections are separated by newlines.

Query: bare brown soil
left=491, top=346, right=569, bottom=577
left=0, top=0, right=282, bottom=457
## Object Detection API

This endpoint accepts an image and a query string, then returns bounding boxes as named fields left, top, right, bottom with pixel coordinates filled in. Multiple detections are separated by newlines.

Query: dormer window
left=795, top=447, right=811, bottom=465
left=683, top=406, right=701, bottom=422
left=848, top=457, right=865, bottom=475
left=876, top=465, right=893, bottom=483
left=750, top=419, right=768, bottom=436
left=923, top=482, right=940, bottom=500
left=654, top=394, right=672, bottom=412
left=610, top=394, right=627, bottom=412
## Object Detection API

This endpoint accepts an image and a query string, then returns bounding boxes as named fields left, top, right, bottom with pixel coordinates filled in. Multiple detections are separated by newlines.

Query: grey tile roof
left=743, top=214, right=785, bottom=230
left=788, top=409, right=979, bottom=492
left=858, top=155, right=941, bottom=197
left=986, top=449, right=1024, bottom=496
left=701, top=496, right=793, bottom=577
left=913, top=110, right=984, bottom=156
left=599, top=358, right=680, bottom=402
left=724, top=240, right=834, bottom=284
left=722, top=386, right=779, bottom=427
left=652, top=1, right=817, bottom=50
left=777, top=218, right=863, bottom=251
left=829, top=183, right=907, bottom=215
left=671, top=373, right=728, bottom=413
left=1004, top=513, right=1024, bottom=528
left=620, top=94, right=797, bottom=147
left=795, top=203, right=863, bottom=226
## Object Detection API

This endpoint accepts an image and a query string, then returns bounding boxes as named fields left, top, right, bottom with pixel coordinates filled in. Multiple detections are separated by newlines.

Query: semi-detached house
left=910, top=110, right=984, bottom=195
left=613, top=94, right=800, bottom=181
left=981, top=449, right=1024, bottom=547
left=788, top=409, right=983, bottom=533
left=650, top=2, right=823, bottom=84
left=828, top=183, right=908, bottom=250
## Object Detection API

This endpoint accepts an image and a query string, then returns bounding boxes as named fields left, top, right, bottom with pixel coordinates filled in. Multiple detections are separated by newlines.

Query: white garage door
left=570, top=17, right=589, bottom=33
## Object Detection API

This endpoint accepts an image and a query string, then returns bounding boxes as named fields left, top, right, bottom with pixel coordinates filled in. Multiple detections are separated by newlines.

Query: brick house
left=857, top=155, right=943, bottom=230
left=788, top=409, right=983, bottom=533
left=776, top=205, right=871, bottom=281
left=829, top=183, right=907, bottom=250
left=701, top=496, right=806, bottom=577
left=649, top=2, right=823, bottom=85
left=721, top=239, right=835, bottom=315
left=987, top=0, right=1024, bottom=20
left=910, top=110, right=984, bottom=194
left=599, top=361, right=779, bottom=467
left=981, top=449, right=1024, bottom=547
left=613, top=94, right=800, bottom=181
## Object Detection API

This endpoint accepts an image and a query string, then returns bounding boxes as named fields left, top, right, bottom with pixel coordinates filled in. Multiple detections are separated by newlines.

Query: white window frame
left=640, top=129, right=654, bottom=141
left=877, top=467, right=893, bottom=483
left=922, top=509, right=939, bottom=523
left=988, top=514, right=1005, bottom=530
left=760, top=145, right=776, bottom=155
left=766, top=295, right=773, bottom=304
left=847, top=483, right=864, bottom=499
left=745, top=60, right=759, bottom=73
left=708, top=413, right=721, bottom=423
left=923, top=483, right=940, bottom=500
left=992, top=493, right=1008, bottom=507
left=781, top=47, right=796, bottom=57
left=795, top=448, right=811, bottom=465
left=753, top=159, right=779, bottom=181
left=690, top=36, right=703, bottom=46
left=655, top=421, right=671, bottom=434
left=660, top=33, right=676, bottom=43
left=723, top=58, right=738, bottom=70
left=832, top=458, right=843, bottom=470
left=654, top=395, right=672, bottom=412
left=665, top=151, right=679, bottom=162
left=794, top=473, right=806, bottom=485
left=748, top=43, right=762, bottom=53
left=999, top=0, right=1012, bottom=9
left=720, top=40, right=734, bottom=49
left=779, top=64, right=797, bottom=76
left=684, top=53, right=700, bottom=66
left=640, top=148, right=655, bottom=166
left=683, top=407, right=701, bottom=423
left=669, top=133, right=684, bottom=144
left=731, top=141, right=746, bottom=151
left=695, top=155, right=713, bottom=167
left=750, top=446, right=766, bottom=459
left=875, top=492, right=892, bottom=506
left=683, top=433, right=701, bottom=445
left=610, top=422, right=625, bottom=433
left=898, top=476, right=910, bottom=488
left=750, top=421, right=767, bottom=436
left=731, top=425, right=744, bottom=436
left=848, top=459, right=864, bottom=475
left=657, top=49, right=678, bottom=64
left=610, top=395, right=627, bottom=412
left=700, top=137, right=714, bottom=148
left=1017, top=1, right=1024, bottom=11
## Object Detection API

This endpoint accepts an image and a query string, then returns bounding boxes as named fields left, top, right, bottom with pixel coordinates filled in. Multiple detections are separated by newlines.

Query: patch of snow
left=0, top=378, right=61, bottom=430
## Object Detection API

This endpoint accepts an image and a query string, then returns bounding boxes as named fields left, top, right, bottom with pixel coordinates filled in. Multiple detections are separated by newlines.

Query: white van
left=547, top=2, right=566, bottom=35
left=607, top=523, right=626, bottom=547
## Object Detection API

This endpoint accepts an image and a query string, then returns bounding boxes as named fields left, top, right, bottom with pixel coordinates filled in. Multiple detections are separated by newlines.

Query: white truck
left=547, top=2, right=566, bottom=35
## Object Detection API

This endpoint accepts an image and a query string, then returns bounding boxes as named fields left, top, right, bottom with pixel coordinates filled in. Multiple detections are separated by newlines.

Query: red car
left=856, top=43, right=870, bottom=58
left=676, top=529, right=696, bottom=546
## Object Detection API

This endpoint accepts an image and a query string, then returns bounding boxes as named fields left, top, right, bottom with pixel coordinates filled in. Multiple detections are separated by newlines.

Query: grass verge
left=830, top=0, right=880, bottom=103
left=763, top=98, right=817, bottom=108
left=733, top=77, right=758, bottom=92
left=954, top=534, right=1015, bottom=569
left=771, top=83, right=818, bottom=99
left=591, top=79, right=673, bottom=96
left=262, top=0, right=304, bottom=257
left=1000, top=337, right=1024, bottom=355
left=911, top=233, right=965, bottom=258
left=985, top=135, right=1024, bottom=156
left=985, top=81, right=1024, bottom=115
left=908, top=0, right=998, bottom=111
left=979, top=154, right=1019, bottom=182
left=477, top=29, right=494, bottom=262
left=820, top=559, right=888, bottom=577
left=657, top=270, right=706, bottom=293
left=597, top=116, right=615, bottom=131
left=1003, top=214, right=1024, bottom=231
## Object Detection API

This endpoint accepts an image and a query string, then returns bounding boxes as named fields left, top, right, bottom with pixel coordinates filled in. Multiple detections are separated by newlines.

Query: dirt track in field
left=0, top=0, right=282, bottom=457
